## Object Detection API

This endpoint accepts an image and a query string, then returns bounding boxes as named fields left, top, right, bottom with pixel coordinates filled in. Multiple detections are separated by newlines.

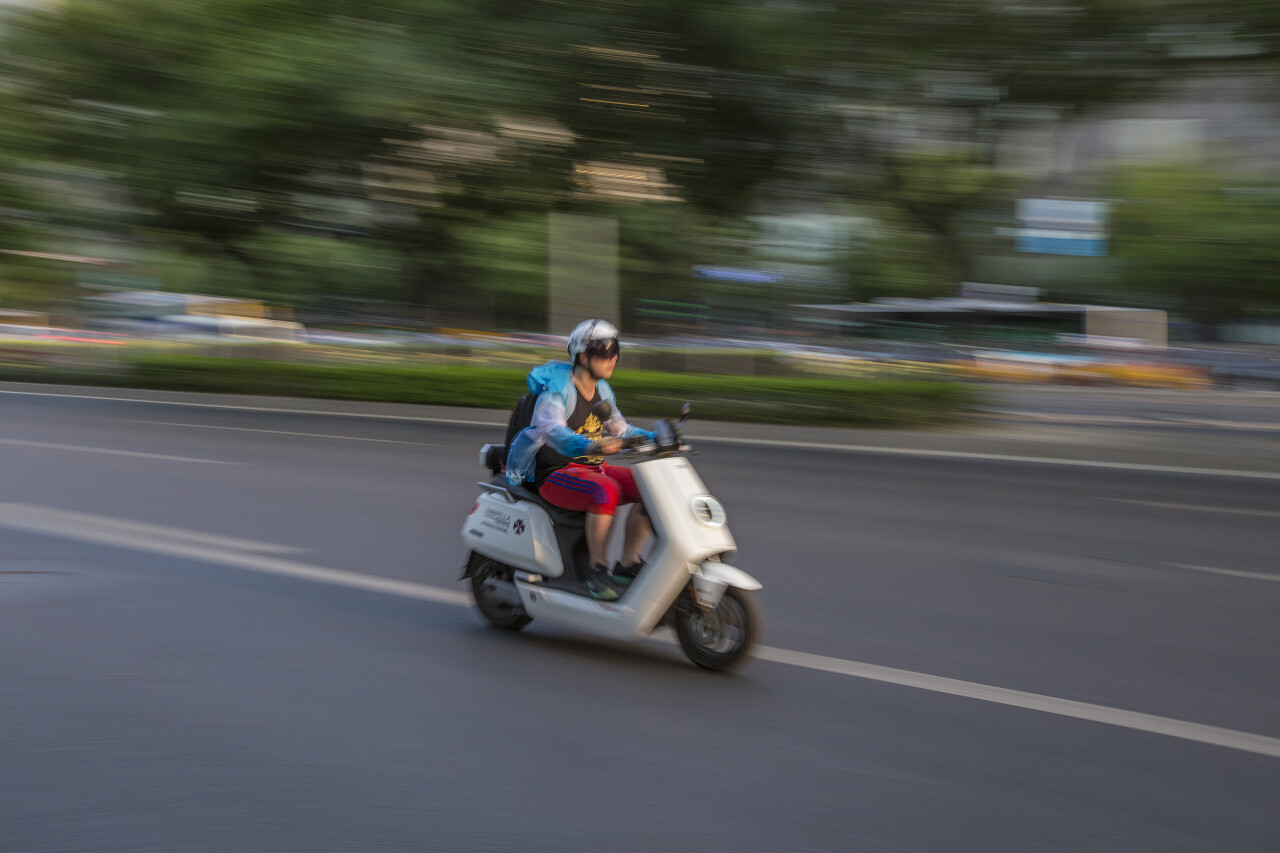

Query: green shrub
left=0, top=353, right=978, bottom=428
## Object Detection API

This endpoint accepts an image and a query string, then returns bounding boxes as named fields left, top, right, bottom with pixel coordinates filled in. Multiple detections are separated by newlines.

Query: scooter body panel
left=464, top=453, right=754, bottom=644
left=462, top=491, right=564, bottom=577
left=514, top=582, right=656, bottom=640
left=632, top=457, right=737, bottom=565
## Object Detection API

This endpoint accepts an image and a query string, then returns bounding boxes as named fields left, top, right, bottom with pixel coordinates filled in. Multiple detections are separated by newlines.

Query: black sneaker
left=585, top=562, right=621, bottom=601
left=610, top=559, right=645, bottom=587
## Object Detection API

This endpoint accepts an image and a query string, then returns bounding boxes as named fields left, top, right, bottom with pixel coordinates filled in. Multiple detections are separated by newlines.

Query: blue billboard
left=1016, top=199, right=1108, bottom=257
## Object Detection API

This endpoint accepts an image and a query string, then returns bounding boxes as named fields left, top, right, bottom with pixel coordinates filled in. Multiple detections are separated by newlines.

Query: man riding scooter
left=504, top=319, right=656, bottom=601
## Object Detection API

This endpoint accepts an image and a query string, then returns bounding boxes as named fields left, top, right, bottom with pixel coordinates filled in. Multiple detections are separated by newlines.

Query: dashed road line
left=1106, top=498, right=1280, bottom=519
left=753, top=646, right=1280, bottom=759
left=0, top=387, right=502, bottom=426
left=138, top=421, right=434, bottom=446
left=691, top=435, right=1280, bottom=481
left=1169, top=563, right=1280, bottom=583
left=0, top=504, right=308, bottom=555
left=0, top=503, right=467, bottom=606
left=1, top=502, right=1277, bottom=761
left=0, top=437, right=240, bottom=464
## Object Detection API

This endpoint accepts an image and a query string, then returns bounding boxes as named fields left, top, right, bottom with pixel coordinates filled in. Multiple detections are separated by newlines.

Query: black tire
left=674, top=586, right=762, bottom=671
left=470, top=558, right=532, bottom=631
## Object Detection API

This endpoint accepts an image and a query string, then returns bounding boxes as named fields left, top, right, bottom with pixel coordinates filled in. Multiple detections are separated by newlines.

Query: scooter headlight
left=690, top=495, right=727, bottom=527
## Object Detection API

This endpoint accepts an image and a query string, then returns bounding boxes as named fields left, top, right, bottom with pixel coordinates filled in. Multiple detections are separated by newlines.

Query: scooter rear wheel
left=470, top=558, right=532, bottom=631
left=675, top=587, right=762, bottom=671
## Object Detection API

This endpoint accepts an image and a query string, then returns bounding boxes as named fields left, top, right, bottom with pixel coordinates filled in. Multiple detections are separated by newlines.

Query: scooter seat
left=488, top=475, right=586, bottom=529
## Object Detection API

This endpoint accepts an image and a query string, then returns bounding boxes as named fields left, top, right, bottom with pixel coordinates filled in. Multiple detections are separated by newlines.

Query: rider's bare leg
left=586, top=513, right=614, bottom=567
left=620, top=506, right=651, bottom=566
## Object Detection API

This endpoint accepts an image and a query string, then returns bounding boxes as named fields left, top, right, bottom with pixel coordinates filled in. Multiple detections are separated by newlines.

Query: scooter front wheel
left=675, top=587, right=762, bottom=671
left=470, top=558, right=532, bottom=631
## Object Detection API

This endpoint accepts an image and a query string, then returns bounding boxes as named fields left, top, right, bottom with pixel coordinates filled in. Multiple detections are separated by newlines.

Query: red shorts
left=539, top=463, right=640, bottom=516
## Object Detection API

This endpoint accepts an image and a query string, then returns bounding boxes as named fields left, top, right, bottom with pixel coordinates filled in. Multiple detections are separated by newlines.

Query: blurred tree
left=785, top=0, right=1160, bottom=291
left=1109, top=164, right=1280, bottom=330
left=2, top=0, right=1259, bottom=328
left=615, top=204, right=750, bottom=330
left=870, top=148, right=1013, bottom=285
left=845, top=206, right=957, bottom=303
left=1147, top=1, right=1280, bottom=65
left=450, top=212, right=550, bottom=329
left=0, top=0, right=815, bottom=323
left=0, top=0, right=497, bottom=313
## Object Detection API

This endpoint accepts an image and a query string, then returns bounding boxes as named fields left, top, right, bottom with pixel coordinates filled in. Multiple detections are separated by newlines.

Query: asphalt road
left=2, top=386, right=1279, bottom=852
left=982, top=385, right=1280, bottom=428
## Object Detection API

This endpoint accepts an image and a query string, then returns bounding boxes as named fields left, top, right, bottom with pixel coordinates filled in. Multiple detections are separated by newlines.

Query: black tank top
left=533, top=387, right=604, bottom=486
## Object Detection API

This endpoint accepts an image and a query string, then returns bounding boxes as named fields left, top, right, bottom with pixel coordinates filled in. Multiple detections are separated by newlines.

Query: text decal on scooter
left=481, top=507, right=513, bottom=534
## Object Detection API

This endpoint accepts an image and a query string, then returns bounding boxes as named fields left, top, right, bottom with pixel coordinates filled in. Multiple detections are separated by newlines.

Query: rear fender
left=460, top=551, right=488, bottom=580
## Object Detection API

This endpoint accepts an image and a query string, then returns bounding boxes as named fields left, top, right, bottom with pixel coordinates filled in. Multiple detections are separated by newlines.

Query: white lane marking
left=752, top=646, right=1280, bottom=759
left=0, top=437, right=240, bottom=465
left=1105, top=498, right=1280, bottom=519
left=690, top=435, right=1280, bottom=481
left=1, top=503, right=1277, bottom=761
left=0, top=388, right=503, bottom=426
left=1169, top=563, right=1280, bottom=583
left=0, top=504, right=307, bottom=555
left=2, top=387, right=1276, bottom=480
left=998, top=411, right=1280, bottom=431
left=138, top=421, right=433, bottom=446
left=0, top=503, right=470, bottom=607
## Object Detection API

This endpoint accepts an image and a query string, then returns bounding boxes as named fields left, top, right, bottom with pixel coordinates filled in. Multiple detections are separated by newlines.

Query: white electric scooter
left=460, top=404, right=763, bottom=670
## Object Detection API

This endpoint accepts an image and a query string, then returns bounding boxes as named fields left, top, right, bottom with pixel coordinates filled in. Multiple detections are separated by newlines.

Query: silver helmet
left=567, top=319, right=620, bottom=363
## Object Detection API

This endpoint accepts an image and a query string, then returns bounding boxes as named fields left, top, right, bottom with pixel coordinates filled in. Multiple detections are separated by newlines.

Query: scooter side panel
left=462, top=493, right=563, bottom=577
left=632, top=457, right=737, bottom=562
left=515, top=581, right=670, bottom=641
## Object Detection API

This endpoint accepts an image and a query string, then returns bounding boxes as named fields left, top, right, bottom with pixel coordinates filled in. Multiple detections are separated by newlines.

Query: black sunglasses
left=585, top=338, right=620, bottom=360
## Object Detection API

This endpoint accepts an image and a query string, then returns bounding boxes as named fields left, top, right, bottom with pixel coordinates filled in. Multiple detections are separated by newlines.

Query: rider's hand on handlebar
left=595, top=437, right=624, bottom=455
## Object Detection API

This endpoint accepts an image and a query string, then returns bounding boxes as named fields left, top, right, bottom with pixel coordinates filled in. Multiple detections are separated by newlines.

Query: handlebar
left=612, top=419, right=691, bottom=458
left=591, top=405, right=694, bottom=458
left=587, top=433, right=657, bottom=455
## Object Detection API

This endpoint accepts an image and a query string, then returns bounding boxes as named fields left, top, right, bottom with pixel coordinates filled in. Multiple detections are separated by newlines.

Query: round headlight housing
left=690, top=495, right=727, bottom=527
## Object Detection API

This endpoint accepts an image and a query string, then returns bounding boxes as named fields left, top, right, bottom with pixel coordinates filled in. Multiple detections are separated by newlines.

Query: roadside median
left=0, top=353, right=977, bottom=428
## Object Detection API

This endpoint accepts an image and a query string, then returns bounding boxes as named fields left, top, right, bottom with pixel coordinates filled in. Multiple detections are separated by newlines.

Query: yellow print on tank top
left=575, top=412, right=605, bottom=464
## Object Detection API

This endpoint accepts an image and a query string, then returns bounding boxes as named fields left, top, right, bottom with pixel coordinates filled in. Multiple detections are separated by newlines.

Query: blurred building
left=792, top=283, right=1168, bottom=349
left=998, top=68, right=1280, bottom=181
left=81, top=290, right=303, bottom=340
left=83, top=291, right=267, bottom=321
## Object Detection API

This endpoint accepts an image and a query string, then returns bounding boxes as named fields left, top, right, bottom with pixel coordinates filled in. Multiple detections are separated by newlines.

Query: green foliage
left=850, top=148, right=1015, bottom=289
left=3, top=0, right=1275, bottom=328
left=451, top=213, right=549, bottom=328
left=847, top=212, right=957, bottom=302
left=609, top=371, right=975, bottom=427
left=242, top=232, right=407, bottom=309
left=1109, top=164, right=1280, bottom=325
left=0, top=354, right=975, bottom=427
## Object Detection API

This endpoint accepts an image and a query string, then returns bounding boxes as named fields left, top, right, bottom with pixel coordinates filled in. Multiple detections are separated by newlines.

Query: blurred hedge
left=0, top=354, right=977, bottom=427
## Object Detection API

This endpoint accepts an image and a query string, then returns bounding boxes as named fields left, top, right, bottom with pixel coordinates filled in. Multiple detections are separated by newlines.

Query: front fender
left=697, top=561, right=762, bottom=591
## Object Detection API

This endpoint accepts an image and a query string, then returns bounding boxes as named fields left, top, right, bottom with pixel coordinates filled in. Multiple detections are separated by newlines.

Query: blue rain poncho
left=505, top=360, right=655, bottom=486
